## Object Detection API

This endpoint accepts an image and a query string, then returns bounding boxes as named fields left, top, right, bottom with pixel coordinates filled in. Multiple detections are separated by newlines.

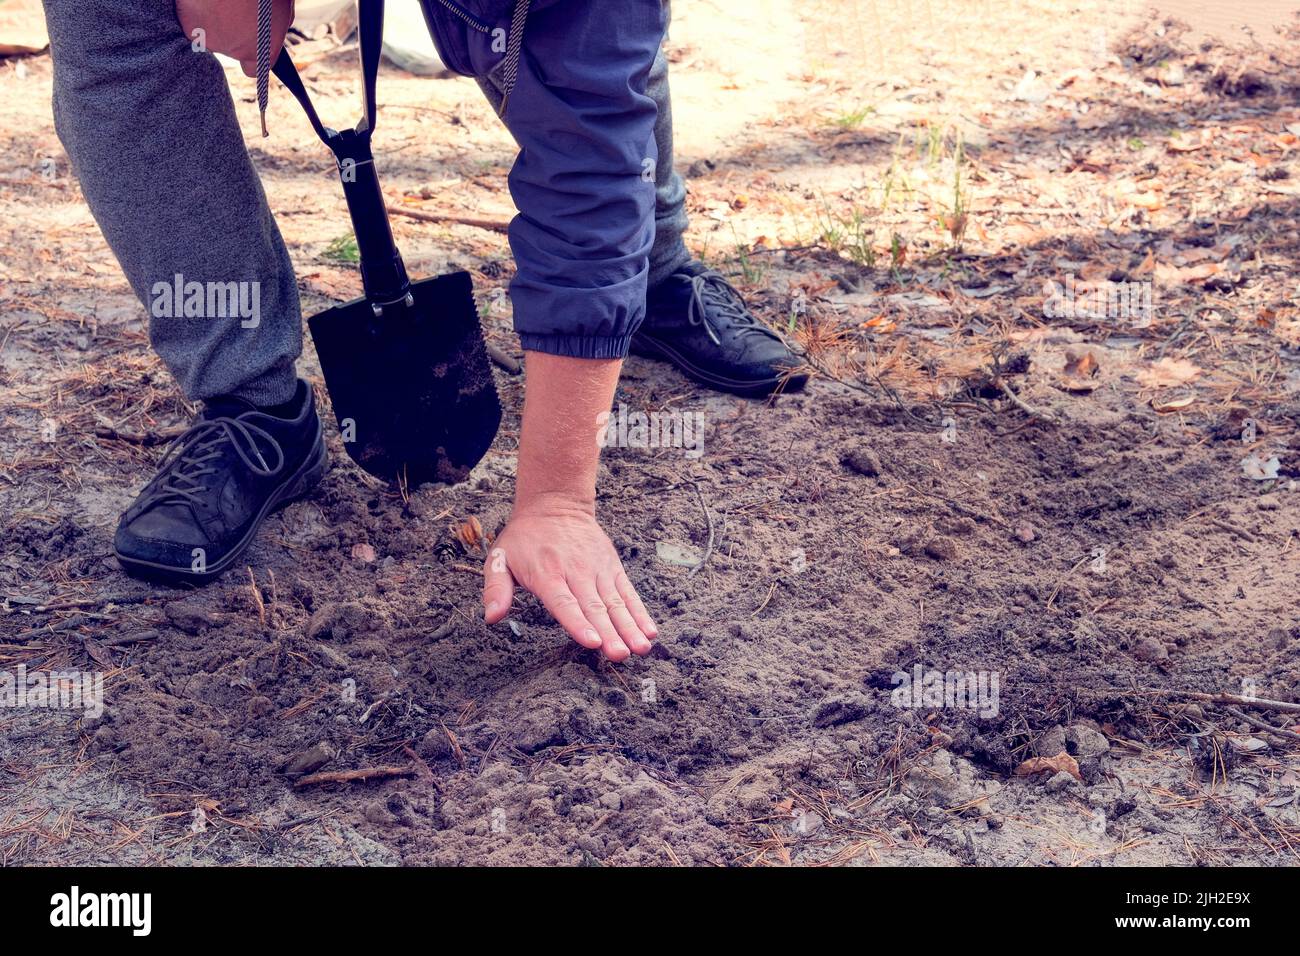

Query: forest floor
left=2, top=1, right=1299, bottom=865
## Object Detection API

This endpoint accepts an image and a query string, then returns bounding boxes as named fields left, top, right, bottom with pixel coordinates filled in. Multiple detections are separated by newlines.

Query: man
left=41, top=0, right=805, bottom=662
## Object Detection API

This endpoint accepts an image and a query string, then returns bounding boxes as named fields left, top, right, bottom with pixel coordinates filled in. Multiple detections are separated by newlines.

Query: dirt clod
left=841, top=448, right=882, bottom=477
left=923, top=537, right=960, bottom=561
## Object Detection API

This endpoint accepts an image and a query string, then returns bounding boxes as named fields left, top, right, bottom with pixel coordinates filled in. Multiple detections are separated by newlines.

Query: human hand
left=176, top=0, right=295, bottom=77
left=482, top=494, right=657, bottom=662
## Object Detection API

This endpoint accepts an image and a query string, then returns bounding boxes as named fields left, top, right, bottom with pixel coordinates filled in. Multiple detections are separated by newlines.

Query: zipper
left=431, top=0, right=492, bottom=33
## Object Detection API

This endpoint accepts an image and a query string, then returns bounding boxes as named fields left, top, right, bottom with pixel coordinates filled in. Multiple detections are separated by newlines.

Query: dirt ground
left=2, top=1, right=1300, bottom=866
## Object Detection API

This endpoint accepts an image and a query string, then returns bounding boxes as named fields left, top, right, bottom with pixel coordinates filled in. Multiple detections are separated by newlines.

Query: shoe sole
left=113, top=422, right=328, bottom=587
left=630, top=335, right=809, bottom=398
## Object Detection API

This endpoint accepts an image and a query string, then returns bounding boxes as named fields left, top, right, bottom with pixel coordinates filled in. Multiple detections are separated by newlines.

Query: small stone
left=1132, top=635, right=1168, bottom=662
left=304, top=601, right=376, bottom=641
left=418, top=728, right=454, bottom=762
left=1228, top=736, right=1269, bottom=754
left=1033, top=725, right=1068, bottom=757
left=923, top=537, right=959, bottom=561
left=1045, top=770, right=1078, bottom=793
left=511, top=713, right=564, bottom=754
left=687, top=158, right=717, bottom=178
left=1014, top=522, right=1036, bottom=543
left=363, top=800, right=398, bottom=827
left=1066, top=724, right=1110, bottom=758
left=283, top=742, right=337, bottom=777
left=841, top=448, right=882, bottom=477
left=598, top=792, right=623, bottom=811
left=164, top=601, right=221, bottom=634
left=812, top=694, right=871, bottom=728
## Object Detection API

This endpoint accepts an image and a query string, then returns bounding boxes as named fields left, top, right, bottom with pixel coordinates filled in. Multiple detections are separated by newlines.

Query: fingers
left=600, top=572, right=653, bottom=656
left=535, top=575, right=605, bottom=652
left=568, top=576, right=631, bottom=662
left=615, top=571, right=658, bottom=641
left=482, top=547, right=515, bottom=625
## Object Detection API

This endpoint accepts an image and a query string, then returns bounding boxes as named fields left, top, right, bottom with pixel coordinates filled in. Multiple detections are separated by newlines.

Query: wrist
left=513, top=487, right=596, bottom=518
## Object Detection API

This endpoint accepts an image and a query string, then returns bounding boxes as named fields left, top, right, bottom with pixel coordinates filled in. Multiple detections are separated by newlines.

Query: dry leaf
left=82, top=638, right=115, bottom=670
left=1063, top=349, right=1099, bottom=378
left=1241, top=453, right=1281, bottom=481
left=1152, top=394, right=1195, bottom=413
left=1154, top=261, right=1221, bottom=285
left=453, top=516, right=484, bottom=552
left=1059, top=347, right=1101, bottom=392
left=1137, top=357, right=1201, bottom=389
left=1014, top=752, right=1082, bottom=781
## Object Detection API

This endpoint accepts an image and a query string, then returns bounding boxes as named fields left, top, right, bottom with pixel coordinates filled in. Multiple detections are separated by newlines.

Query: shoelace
left=496, top=0, right=530, bottom=116
left=686, top=271, right=783, bottom=347
left=257, top=0, right=273, bottom=136
left=136, top=416, right=286, bottom=510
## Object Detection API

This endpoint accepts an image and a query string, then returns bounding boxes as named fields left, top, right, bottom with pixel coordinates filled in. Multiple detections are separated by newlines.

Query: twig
left=402, top=745, right=435, bottom=780
left=101, top=630, right=162, bottom=647
left=358, top=692, right=396, bottom=724
left=751, top=581, right=778, bottom=618
left=1224, top=706, right=1300, bottom=744
left=909, top=485, right=1009, bottom=529
left=11, top=613, right=110, bottom=644
left=94, top=425, right=186, bottom=446
left=686, top=482, right=715, bottom=578
left=292, top=765, right=416, bottom=789
left=386, top=204, right=510, bottom=234
left=1156, top=311, right=1196, bottom=359
left=5, top=592, right=154, bottom=614
left=247, top=567, right=266, bottom=628
left=1164, top=691, right=1300, bottom=716
left=1087, top=686, right=1300, bottom=716
left=998, top=379, right=1057, bottom=425
left=1207, top=517, right=1257, bottom=544
left=485, top=342, right=521, bottom=374
left=1046, top=554, right=1093, bottom=609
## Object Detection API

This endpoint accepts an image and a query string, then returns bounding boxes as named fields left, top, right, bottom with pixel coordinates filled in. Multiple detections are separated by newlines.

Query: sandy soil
left=2, top=1, right=1299, bottom=866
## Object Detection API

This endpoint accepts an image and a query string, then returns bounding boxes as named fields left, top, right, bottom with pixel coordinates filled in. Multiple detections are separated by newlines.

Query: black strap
left=271, top=0, right=412, bottom=310
left=271, top=0, right=385, bottom=156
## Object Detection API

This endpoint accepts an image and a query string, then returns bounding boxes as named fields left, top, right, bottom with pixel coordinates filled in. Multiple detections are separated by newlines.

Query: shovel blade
left=308, top=271, right=501, bottom=486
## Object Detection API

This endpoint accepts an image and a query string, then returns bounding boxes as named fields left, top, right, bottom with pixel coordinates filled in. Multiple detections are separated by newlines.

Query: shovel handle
left=271, top=0, right=411, bottom=311
left=331, top=129, right=411, bottom=310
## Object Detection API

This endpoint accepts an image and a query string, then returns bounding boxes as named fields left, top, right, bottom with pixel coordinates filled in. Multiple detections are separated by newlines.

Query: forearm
left=514, top=351, right=620, bottom=513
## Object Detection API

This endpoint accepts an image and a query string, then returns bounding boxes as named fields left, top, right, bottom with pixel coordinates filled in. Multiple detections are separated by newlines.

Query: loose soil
left=2, top=1, right=1298, bottom=865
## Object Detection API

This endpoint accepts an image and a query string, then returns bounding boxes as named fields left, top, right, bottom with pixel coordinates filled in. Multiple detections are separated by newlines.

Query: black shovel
left=271, top=0, right=501, bottom=487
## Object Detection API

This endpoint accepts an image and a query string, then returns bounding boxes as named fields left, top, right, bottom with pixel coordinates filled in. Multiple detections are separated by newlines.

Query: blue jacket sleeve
left=465, top=0, right=668, bottom=359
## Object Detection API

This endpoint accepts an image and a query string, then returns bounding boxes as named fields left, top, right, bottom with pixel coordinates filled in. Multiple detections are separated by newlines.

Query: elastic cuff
left=518, top=333, right=634, bottom=360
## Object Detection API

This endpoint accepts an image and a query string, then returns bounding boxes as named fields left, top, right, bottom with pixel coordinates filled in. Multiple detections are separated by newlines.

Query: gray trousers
left=42, top=0, right=692, bottom=405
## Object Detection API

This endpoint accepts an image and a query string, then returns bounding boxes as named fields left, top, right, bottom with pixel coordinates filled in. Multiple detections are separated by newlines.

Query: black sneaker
left=113, top=379, right=327, bottom=585
left=632, top=262, right=809, bottom=397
